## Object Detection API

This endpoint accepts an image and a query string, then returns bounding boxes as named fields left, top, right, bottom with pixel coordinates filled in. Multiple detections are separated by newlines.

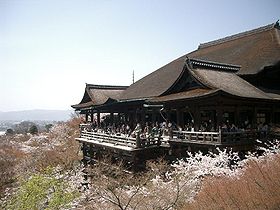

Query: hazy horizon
left=0, top=109, right=73, bottom=121
left=1, top=0, right=279, bottom=112
left=0, top=108, right=72, bottom=112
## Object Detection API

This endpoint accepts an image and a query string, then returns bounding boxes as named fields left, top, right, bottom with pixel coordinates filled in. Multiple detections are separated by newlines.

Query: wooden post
left=168, top=126, right=173, bottom=140
left=166, top=108, right=171, bottom=122
left=136, top=132, right=141, bottom=148
left=141, top=108, right=146, bottom=126
left=194, top=106, right=201, bottom=131
left=234, top=106, right=240, bottom=127
left=85, top=112, right=89, bottom=122
left=218, top=129, right=222, bottom=143
left=110, top=112, right=114, bottom=125
left=90, top=111, right=94, bottom=123
left=176, top=108, right=183, bottom=128
left=152, top=109, right=156, bottom=124
left=216, top=107, right=223, bottom=130
left=97, top=111, right=100, bottom=127
left=252, top=107, right=257, bottom=128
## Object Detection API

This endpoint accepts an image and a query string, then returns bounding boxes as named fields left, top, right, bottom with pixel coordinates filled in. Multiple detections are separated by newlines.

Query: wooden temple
left=72, top=22, right=280, bottom=168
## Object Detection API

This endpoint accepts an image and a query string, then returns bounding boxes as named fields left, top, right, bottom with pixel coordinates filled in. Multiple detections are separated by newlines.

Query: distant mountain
left=0, top=109, right=73, bottom=121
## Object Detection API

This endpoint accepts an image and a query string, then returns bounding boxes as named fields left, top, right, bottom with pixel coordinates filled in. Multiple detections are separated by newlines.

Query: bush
left=6, top=167, right=78, bottom=210
left=184, top=152, right=280, bottom=209
left=5, top=128, right=14, bottom=135
left=29, top=125, right=38, bottom=135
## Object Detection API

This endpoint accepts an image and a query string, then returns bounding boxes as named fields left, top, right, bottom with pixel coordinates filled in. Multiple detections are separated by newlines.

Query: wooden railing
left=79, top=130, right=162, bottom=149
left=221, top=131, right=257, bottom=144
left=172, top=130, right=257, bottom=145
left=173, top=130, right=220, bottom=143
left=79, top=123, right=93, bottom=131
left=78, top=125, right=257, bottom=148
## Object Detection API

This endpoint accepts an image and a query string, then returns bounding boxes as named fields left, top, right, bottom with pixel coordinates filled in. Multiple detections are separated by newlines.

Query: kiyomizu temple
left=72, top=22, right=280, bottom=169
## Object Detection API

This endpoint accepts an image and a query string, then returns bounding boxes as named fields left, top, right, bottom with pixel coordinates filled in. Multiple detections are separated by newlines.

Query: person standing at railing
left=230, top=124, right=238, bottom=132
left=134, top=123, right=142, bottom=148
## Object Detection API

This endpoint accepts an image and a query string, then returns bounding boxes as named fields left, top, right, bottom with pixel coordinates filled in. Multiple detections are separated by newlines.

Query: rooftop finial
left=132, top=70, right=135, bottom=84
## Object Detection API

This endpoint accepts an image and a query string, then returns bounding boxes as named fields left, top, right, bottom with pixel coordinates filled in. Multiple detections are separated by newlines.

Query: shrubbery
left=7, top=167, right=79, bottom=210
left=0, top=117, right=82, bottom=209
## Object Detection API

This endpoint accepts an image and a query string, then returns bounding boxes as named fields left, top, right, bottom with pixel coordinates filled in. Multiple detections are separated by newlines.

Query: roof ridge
left=86, top=83, right=128, bottom=89
left=188, top=58, right=241, bottom=71
left=198, top=22, right=277, bottom=49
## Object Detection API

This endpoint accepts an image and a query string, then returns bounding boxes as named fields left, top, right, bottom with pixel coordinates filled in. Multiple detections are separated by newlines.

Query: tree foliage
left=7, top=167, right=78, bottom=210
left=29, top=125, right=38, bottom=135
left=5, top=128, right=14, bottom=135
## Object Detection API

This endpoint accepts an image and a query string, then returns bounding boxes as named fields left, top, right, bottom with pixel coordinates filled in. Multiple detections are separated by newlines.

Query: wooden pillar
left=117, top=113, right=121, bottom=124
left=152, top=109, right=156, bottom=124
left=90, top=110, right=94, bottom=123
left=110, top=112, right=114, bottom=125
left=252, top=107, right=257, bottom=128
left=135, top=109, right=139, bottom=124
left=97, top=111, right=100, bottom=127
left=166, top=108, right=171, bottom=122
left=141, top=108, right=146, bottom=126
left=234, top=106, right=240, bottom=127
left=216, top=106, right=223, bottom=130
left=176, top=108, right=183, bottom=128
left=85, top=112, right=89, bottom=122
left=194, top=106, right=201, bottom=131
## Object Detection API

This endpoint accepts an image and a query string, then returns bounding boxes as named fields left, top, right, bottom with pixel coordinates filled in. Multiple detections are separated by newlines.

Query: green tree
left=29, top=125, right=38, bottom=135
left=5, top=128, right=14, bottom=135
left=45, top=124, right=53, bottom=132
left=7, top=168, right=78, bottom=210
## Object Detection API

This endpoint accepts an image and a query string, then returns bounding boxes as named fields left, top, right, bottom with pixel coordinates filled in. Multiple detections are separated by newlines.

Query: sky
left=0, top=0, right=279, bottom=112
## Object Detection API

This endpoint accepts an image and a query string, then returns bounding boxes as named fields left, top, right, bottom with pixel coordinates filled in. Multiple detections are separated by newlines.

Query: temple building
left=72, top=22, right=280, bottom=167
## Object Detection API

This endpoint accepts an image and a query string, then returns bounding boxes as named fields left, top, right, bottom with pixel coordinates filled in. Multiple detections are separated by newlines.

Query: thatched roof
left=149, top=88, right=218, bottom=103
left=150, top=58, right=277, bottom=103
left=120, top=56, right=186, bottom=100
left=72, top=84, right=128, bottom=109
left=72, top=22, right=280, bottom=109
left=189, top=67, right=271, bottom=100
left=189, top=22, right=280, bottom=75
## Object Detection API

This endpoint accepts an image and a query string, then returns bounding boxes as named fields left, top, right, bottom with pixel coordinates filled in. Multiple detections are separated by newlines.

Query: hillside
left=0, top=118, right=279, bottom=209
left=0, top=109, right=73, bottom=121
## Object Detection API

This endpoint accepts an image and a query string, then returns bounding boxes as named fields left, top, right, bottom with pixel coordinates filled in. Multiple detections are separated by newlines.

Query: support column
left=152, top=109, right=156, bottom=124
left=90, top=110, right=94, bottom=123
left=135, top=109, right=139, bottom=124
left=85, top=112, right=89, bottom=122
left=97, top=111, right=100, bottom=127
left=110, top=112, right=114, bottom=125
left=234, top=106, right=240, bottom=127
left=194, top=106, right=201, bottom=131
left=252, top=107, right=257, bottom=128
left=166, top=108, right=171, bottom=123
left=141, top=108, right=146, bottom=126
left=216, top=106, right=223, bottom=131
left=176, top=108, right=183, bottom=128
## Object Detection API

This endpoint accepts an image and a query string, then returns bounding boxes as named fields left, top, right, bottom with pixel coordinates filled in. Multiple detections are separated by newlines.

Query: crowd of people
left=80, top=120, right=174, bottom=139
left=80, top=117, right=270, bottom=139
